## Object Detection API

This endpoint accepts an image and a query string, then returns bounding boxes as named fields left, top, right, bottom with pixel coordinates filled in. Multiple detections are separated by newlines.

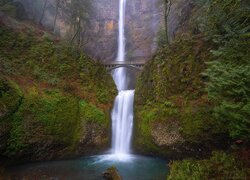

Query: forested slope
left=0, top=13, right=116, bottom=164
left=135, top=0, right=250, bottom=178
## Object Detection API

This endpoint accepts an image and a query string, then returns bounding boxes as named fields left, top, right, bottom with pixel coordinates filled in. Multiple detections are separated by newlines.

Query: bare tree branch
left=39, top=0, right=48, bottom=25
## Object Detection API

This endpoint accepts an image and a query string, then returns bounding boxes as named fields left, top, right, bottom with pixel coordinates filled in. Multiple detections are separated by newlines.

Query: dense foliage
left=135, top=0, right=250, bottom=149
left=168, top=151, right=249, bottom=180
left=0, top=0, right=26, bottom=20
left=134, top=37, right=226, bottom=158
left=0, top=26, right=116, bottom=107
left=0, top=23, right=116, bottom=161
left=135, top=0, right=250, bottom=176
left=196, top=0, right=250, bottom=140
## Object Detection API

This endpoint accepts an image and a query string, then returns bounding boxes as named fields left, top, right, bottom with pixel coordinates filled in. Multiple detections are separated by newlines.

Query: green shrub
left=205, top=61, right=250, bottom=140
left=79, top=100, right=106, bottom=124
left=0, top=78, right=23, bottom=121
left=0, top=4, right=16, bottom=17
left=168, top=152, right=249, bottom=180
left=195, top=0, right=250, bottom=141
left=97, top=90, right=109, bottom=104
left=194, top=0, right=250, bottom=141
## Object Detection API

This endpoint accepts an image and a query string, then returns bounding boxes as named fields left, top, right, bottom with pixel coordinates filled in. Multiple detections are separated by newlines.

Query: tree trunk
left=39, top=0, right=48, bottom=25
left=53, top=0, right=60, bottom=34
left=71, top=17, right=81, bottom=44
left=164, top=0, right=172, bottom=43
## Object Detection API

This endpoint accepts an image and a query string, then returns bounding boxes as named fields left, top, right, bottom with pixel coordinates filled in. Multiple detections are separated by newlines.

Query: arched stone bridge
left=103, top=60, right=146, bottom=71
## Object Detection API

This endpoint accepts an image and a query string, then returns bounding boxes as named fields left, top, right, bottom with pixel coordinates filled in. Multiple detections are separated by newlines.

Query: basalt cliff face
left=166, top=0, right=194, bottom=42
left=15, top=0, right=164, bottom=62
left=125, top=0, right=165, bottom=62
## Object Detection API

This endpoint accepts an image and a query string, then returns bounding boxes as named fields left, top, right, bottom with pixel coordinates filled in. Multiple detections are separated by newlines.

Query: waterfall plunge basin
left=7, top=154, right=169, bottom=180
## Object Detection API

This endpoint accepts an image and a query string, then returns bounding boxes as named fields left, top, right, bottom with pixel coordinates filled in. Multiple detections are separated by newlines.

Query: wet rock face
left=85, top=0, right=165, bottom=62
left=83, top=0, right=119, bottom=62
left=126, top=0, right=165, bottom=62
left=78, top=122, right=109, bottom=155
left=167, top=0, right=194, bottom=42
left=15, top=0, right=164, bottom=62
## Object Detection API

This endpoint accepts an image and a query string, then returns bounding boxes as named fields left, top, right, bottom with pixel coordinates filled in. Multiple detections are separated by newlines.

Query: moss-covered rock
left=0, top=77, right=23, bottom=121
left=134, top=37, right=228, bottom=158
left=0, top=78, right=23, bottom=157
left=0, top=85, right=110, bottom=162
left=103, top=166, right=122, bottom=180
left=137, top=0, right=250, bottom=159
left=0, top=20, right=116, bottom=164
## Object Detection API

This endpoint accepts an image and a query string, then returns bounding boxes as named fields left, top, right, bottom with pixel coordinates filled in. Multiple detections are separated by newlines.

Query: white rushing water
left=111, top=0, right=135, bottom=157
left=112, top=90, right=134, bottom=154
left=117, top=0, right=126, bottom=62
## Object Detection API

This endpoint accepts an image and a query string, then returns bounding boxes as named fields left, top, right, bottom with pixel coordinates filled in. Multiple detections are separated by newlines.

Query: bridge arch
left=103, top=60, right=146, bottom=72
left=105, top=64, right=143, bottom=72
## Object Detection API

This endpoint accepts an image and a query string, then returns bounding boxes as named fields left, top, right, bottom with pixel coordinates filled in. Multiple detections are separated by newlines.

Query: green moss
left=3, top=84, right=110, bottom=156
left=6, top=109, right=27, bottom=155
left=5, top=88, right=79, bottom=154
left=138, top=102, right=178, bottom=135
left=0, top=23, right=115, bottom=159
left=33, top=90, right=79, bottom=143
left=0, top=78, right=23, bottom=121
left=79, top=100, right=106, bottom=124
left=134, top=37, right=227, bottom=155
left=135, top=0, right=250, bottom=157
left=180, top=105, right=225, bottom=143
left=167, top=152, right=249, bottom=180
left=0, top=4, right=16, bottom=17
left=135, top=101, right=179, bottom=154
left=0, top=26, right=116, bottom=109
left=96, top=90, right=109, bottom=104
left=135, top=37, right=208, bottom=106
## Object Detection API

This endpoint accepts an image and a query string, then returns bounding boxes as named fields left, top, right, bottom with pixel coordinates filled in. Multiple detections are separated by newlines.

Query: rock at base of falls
left=102, top=166, right=122, bottom=180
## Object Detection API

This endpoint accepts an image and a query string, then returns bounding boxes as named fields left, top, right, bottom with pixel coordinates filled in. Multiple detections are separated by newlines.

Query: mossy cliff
left=167, top=151, right=249, bottom=179
left=135, top=0, right=250, bottom=177
left=0, top=16, right=116, bottom=164
left=134, top=37, right=227, bottom=158
left=135, top=0, right=250, bottom=155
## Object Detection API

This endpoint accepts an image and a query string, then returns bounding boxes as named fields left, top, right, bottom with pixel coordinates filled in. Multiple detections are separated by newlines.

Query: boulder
left=103, top=166, right=122, bottom=180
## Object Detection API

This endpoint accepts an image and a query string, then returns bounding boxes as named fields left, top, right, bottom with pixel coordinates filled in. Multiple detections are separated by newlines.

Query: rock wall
left=167, top=0, right=194, bottom=42
left=14, top=0, right=164, bottom=62
left=126, top=0, right=165, bottom=61
left=134, top=37, right=229, bottom=159
left=83, top=0, right=119, bottom=62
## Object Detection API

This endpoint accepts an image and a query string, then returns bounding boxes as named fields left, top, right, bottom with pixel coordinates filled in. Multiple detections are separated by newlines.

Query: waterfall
left=111, top=0, right=135, bottom=156
left=117, top=0, right=126, bottom=62
left=111, top=90, right=134, bottom=154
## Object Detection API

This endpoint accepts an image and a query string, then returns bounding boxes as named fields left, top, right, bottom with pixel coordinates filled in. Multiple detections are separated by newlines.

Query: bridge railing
left=103, top=60, right=146, bottom=65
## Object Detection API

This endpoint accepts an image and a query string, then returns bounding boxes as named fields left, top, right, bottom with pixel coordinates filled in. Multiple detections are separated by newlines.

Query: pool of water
left=8, top=154, right=168, bottom=180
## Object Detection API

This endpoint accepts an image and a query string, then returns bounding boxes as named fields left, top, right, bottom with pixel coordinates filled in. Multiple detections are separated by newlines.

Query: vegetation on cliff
left=0, top=0, right=93, bottom=46
left=135, top=0, right=250, bottom=176
left=167, top=151, right=249, bottom=179
left=197, top=0, right=250, bottom=141
left=135, top=36, right=226, bottom=158
left=0, top=18, right=116, bottom=163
